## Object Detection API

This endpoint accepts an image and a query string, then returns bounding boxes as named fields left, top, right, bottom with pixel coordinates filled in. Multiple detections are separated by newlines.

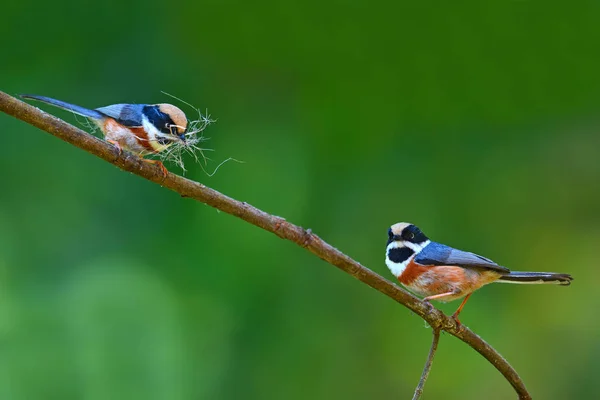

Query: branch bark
left=412, top=329, right=441, bottom=400
left=0, top=91, right=532, bottom=399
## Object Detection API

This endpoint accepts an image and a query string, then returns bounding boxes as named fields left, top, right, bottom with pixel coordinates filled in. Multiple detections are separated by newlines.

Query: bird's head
left=385, top=222, right=430, bottom=277
left=142, top=104, right=189, bottom=151
left=387, top=222, right=429, bottom=247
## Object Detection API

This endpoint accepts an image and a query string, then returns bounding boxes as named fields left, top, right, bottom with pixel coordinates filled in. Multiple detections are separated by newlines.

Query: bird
left=21, top=94, right=190, bottom=176
left=385, top=222, right=572, bottom=324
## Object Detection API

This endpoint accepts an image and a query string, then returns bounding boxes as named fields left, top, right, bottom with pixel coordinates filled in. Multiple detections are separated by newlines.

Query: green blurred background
left=1, top=1, right=598, bottom=399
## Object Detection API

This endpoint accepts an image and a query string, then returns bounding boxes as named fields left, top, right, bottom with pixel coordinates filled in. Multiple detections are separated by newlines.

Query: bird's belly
left=400, top=262, right=502, bottom=301
left=101, top=119, right=150, bottom=155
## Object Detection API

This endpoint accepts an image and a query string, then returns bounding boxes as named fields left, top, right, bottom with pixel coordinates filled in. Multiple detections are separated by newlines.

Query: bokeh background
left=1, top=1, right=599, bottom=399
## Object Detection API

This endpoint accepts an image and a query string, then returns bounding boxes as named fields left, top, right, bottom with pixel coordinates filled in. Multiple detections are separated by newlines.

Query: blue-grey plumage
left=415, top=241, right=571, bottom=285
left=415, top=241, right=510, bottom=274
left=20, top=94, right=105, bottom=120
left=385, top=222, right=573, bottom=323
left=95, top=104, right=145, bottom=127
left=497, top=271, right=573, bottom=285
left=20, top=94, right=190, bottom=159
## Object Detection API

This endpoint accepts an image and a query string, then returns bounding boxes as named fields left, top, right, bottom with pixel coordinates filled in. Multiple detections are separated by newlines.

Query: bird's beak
left=179, top=133, right=186, bottom=142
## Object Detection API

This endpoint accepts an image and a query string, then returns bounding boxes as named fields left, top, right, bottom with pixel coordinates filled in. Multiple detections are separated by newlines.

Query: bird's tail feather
left=20, top=94, right=104, bottom=119
left=497, top=271, right=573, bottom=285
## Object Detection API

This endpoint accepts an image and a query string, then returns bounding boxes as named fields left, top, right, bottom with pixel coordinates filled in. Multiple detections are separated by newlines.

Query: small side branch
left=0, top=91, right=531, bottom=399
left=412, top=329, right=441, bottom=400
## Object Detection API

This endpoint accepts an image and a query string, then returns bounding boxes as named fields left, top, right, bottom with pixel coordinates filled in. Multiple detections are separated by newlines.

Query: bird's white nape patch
left=404, top=240, right=431, bottom=253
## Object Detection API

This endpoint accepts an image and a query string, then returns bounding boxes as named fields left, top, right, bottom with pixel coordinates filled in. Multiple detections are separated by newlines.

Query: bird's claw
left=451, top=313, right=463, bottom=328
left=423, top=299, right=434, bottom=314
left=107, top=140, right=122, bottom=157
left=142, top=159, right=169, bottom=179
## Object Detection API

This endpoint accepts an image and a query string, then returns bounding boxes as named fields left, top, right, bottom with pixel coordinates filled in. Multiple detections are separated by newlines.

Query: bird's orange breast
left=398, top=259, right=430, bottom=286
left=101, top=119, right=155, bottom=154
left=398, top=259, right=502, bottom=299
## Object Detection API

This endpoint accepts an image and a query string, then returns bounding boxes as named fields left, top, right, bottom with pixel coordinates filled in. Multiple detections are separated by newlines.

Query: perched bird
left=385, top=222, right=572, bottom=323
left=21, top=94, right=190, bottom=175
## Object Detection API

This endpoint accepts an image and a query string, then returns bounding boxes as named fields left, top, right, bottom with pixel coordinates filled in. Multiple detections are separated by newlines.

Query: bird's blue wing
left=415, top=242, right=510, bottom=273
left=95, top=104, right=145, bottom=127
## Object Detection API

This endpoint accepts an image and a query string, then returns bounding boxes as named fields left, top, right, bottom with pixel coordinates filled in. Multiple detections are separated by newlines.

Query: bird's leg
left=106, top=140, right=122, bottom=156
left=451, top=293, right=472, bottom=326
left=423, top=290, right=466, bottom=324
left=423, top=290, right=459, bottom=303
left=142, top=159, right=168, bottom=178
left=422, top=291, right=456, bottom=314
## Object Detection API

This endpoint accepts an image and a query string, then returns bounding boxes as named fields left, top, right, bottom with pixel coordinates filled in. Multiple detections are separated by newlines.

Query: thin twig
left=0, top=91, right=532, bottom=399
left=412, top=329, right=441, bottom=400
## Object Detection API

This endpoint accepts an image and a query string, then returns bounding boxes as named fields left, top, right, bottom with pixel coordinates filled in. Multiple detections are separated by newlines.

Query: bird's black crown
left=387, top=224, right=429, bottom=245
left=401, top=224, right=428, bottom=244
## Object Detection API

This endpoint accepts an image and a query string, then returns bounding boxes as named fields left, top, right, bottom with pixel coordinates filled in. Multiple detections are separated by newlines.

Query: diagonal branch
left=0, top=91, right=531, bottom=399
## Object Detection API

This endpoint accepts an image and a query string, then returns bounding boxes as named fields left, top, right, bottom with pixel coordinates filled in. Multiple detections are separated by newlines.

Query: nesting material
left=151, top=109, right=215, bottom=173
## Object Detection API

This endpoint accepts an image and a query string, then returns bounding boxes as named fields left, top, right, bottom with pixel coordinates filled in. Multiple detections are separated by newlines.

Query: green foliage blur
left=1, top=1, right=598, bottom=399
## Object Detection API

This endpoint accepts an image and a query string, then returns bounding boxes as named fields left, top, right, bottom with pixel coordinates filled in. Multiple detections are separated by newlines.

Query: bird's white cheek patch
left=385, top=256, right=409, bottom=278
left=385, top=242, right=412, bottom=277
left=142, top=116, right=171, bottom=152
left=385, top=240, right=430, bottom=279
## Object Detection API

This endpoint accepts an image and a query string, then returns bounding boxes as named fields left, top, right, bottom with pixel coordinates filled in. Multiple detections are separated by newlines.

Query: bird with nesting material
left=21, top=94, right=192, bottom=176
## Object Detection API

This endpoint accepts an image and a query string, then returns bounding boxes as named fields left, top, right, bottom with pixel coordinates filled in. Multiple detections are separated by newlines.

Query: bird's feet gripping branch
left=142, top=159, right=169, bottom=178
left=385, top=222, right=573, bottom=325
left=422, top=292, right=472, bottom=325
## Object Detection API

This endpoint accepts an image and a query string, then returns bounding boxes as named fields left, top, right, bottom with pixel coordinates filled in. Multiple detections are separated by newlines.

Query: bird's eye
left=406, top=232, right=415, bottom=240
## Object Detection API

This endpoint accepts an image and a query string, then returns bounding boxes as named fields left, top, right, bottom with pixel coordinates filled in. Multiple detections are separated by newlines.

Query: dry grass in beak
left=154, top=92, right=242, bottom=175
left=154, top=111, right=214, bottom=173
